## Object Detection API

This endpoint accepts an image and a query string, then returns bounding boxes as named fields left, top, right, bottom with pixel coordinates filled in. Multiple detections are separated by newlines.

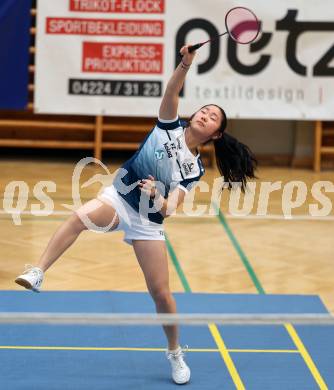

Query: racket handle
left=179, top=42, right=205, bottom=58
left=188, top=43, right=204, bottom=53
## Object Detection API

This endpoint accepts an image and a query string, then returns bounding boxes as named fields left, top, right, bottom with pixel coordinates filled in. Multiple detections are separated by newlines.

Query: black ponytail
left=214, top=133, right=257, bottom=192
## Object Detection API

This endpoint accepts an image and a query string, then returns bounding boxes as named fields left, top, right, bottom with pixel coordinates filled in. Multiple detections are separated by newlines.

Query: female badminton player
left=15, top=45, right=257, bottom=384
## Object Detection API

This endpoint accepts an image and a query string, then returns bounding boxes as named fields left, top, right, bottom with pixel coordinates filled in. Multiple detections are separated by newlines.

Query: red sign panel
left=70, top=0, right=165, bottom=14
left=46, top=18, right=164, bottom=36
left=82, top=42, right=163, bottom=74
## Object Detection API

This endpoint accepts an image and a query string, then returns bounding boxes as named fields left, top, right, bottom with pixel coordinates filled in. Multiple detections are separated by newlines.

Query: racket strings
left=226, top=7, right=260, bottom=44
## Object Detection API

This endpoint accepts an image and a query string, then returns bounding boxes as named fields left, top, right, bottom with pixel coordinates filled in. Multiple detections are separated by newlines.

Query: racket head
left=225, top=6, right=261, bottom=44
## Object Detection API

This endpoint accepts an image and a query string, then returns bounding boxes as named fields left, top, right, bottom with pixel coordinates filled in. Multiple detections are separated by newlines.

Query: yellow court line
left=0, top=346, right=215, bottom=352
left=285, top=324, right=329, bottom=390
left=0, top=346, right=300, bottom=354
left=208, top=324, right=246, bottom=390
left=229, top=349, right=299, bottom=354
left=0, top=346, right=166, bottom=352
left=0, top=346, right=221, bottom=352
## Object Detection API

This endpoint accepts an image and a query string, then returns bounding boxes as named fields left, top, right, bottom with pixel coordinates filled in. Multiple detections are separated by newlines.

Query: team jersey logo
left=163, top=142, right=176, bottom=158
left=182, top=160, right=195, bottom=176
left=154, top=149, right=165, bottom=160
left=163, top=140, right=183, bottom=159
left=176, top=137, right=183, bottom=150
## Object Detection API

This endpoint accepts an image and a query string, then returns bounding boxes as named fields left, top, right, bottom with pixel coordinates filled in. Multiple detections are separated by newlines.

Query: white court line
left=208, top=214, right=334, bottom=221
left=0, top=210, right=334, bottom=221
left=0, top=312, right=333, bottom=325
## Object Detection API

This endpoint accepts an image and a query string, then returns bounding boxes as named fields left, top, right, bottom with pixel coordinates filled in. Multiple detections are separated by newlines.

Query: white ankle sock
left=168, top=346, right=181, bottom=354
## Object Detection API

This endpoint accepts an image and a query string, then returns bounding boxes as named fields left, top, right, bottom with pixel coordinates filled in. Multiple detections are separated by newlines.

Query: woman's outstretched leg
left=132, top=239, right=190, bottom=384
left=15, top=199, right=119, bottom=291
left=38, top=199, right=119, bottom=272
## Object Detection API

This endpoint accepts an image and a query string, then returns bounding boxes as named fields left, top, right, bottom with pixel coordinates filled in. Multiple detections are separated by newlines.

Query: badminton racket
left=186, top=7, right=261, bottom=54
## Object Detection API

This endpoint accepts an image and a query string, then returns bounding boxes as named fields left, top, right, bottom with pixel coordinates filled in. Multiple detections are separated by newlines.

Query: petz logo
left=155, top=149, right=165, bottom=160
left=175, top=10, right=334, bottom=78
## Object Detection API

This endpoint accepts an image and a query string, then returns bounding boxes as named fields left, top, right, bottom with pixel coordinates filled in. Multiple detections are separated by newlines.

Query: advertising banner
left=35, top=0, right=334, bottom=119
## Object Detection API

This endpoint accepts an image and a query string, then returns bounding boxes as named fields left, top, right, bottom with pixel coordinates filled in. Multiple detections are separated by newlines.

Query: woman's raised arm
left=159, top=46, right=196, bottom=120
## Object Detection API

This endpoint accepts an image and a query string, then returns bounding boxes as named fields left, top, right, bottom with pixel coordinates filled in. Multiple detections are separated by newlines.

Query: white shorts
left=97, top=185, right=165, bottom=245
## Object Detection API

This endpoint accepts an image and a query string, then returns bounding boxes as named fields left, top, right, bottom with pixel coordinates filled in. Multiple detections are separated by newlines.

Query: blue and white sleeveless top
left=113, top=116, right=205, bottom=224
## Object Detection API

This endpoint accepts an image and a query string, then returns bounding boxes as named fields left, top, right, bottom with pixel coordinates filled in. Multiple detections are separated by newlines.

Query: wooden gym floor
left=0, top=156, right=333, bottom=313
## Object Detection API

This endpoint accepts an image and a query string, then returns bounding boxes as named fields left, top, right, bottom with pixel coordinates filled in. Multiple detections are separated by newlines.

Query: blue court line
left=213, top=204, right=329, bottom=390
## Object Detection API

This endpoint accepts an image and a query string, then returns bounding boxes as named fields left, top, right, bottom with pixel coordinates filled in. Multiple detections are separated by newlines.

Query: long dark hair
left=190, top=104, right=257, bottom=192
left=214, top=132, right=257, bottom=192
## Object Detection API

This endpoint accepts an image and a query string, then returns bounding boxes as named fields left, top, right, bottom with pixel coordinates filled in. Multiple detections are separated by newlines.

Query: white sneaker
left=15, top=265, right=44, bottom=292
left=166, top=346, right=191, bottom=384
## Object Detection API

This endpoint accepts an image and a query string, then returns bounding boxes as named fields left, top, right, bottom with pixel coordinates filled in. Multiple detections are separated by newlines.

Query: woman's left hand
left=138, top=175, right=157, bottom=198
